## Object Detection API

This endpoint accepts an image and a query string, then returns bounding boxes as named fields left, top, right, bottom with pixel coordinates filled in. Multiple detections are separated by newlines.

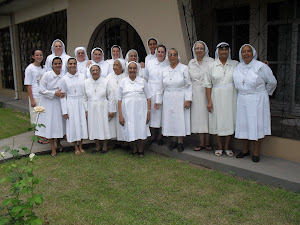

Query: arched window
left=87, top=18, right=147, bottom=62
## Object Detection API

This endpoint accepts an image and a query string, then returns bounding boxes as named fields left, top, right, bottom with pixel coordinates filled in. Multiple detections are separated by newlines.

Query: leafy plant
left=0, top=107, right=45, bottom=225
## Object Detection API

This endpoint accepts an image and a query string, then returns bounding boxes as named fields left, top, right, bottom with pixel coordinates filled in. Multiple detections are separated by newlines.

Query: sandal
left=75, top=150, right=81, bottom=155
left=194, top=146, right=205, bottom=151
left=215, top=150, right=223, bottom=156
left=138, top=151, right=144, bottom=158
left=205, top=145, right=213, bottom=151
left=225, top=150, right=234, bottom=157
left=38, top=138, right=49, bottom=144
left=80, top=149, right=86, bottom=154
left=51, top=153, right=57, bottom=157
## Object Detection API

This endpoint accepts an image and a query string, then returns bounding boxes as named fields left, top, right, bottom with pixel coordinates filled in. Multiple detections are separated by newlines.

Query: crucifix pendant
left=242, top=79, right=245, bottom=85
left=74, top=89, right=77, bottom=94
left=94, top=89, right=97, bottom=94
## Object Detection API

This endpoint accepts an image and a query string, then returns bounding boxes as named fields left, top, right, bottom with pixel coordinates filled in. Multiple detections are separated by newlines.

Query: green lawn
left=1, top=149, right=299, bottom=224
left=0, top=108, right=30, bottom=140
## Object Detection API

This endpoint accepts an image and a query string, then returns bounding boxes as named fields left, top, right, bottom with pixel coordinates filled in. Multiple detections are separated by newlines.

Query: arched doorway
left=87, top=18, right=147, bottom=62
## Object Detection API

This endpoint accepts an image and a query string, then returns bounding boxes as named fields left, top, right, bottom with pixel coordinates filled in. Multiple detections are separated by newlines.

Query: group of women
left=24, top=38, right=276, bottom=162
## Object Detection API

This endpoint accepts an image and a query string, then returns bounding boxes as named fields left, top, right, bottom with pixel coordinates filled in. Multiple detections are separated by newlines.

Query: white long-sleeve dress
left=144, top=58, right=169, bottom=128
left=84, top=77, right=115, bottom=140
left=204, top=59, right=239, bottom=136
left=60, top=72, right=88, bottom=143
left=107, top=72, right=126, bottom=141
left=117, top=76, right=152, bottom=142
left=188, top=56, right=214, bottom=133
left=233, top=59, right=277, bottom=140
left=35, top=71, right=65, bottom=138
left=156, top=63, right=192, bottom=136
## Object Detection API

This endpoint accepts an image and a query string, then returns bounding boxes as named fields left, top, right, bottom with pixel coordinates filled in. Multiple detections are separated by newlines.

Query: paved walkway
left=1, top=95, right=300, bottom=192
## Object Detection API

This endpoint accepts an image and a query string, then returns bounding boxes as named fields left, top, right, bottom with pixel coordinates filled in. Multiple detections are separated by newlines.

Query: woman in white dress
left=155, top=48, right=192, bottom=152
left=35, top=57, right=66, bottom=156
left=204, top=42, right=239, bottom=157
left=74, top=47, right=89, bottom=76
left=188, top=41, right=214, bottom=151
left=107, top=45, right=126, bottom=74
left=144, top=44, right=169, bottom=146
left=145, top=37, right=159, bottom=66
left=125, top=49, right=145, bottom=78
left=234, top=44, right=277, bottom=162
left=117, top=62, right=152, bottom=157
left=60, top=58, right=88, bottom=155
left=24, top=49, right=48, bottom=144
left=106, top=59, right=127, bottom=149
left=86, top=48, right=110, bottom=78
left=45, top=39, right=70, bottom=74
left=84, top=64, right=115, bottom=153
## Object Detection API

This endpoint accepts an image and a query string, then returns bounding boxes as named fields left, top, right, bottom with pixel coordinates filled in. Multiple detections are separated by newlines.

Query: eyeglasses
left=195, top=47, right=205, bottom=51
left=168, top=53, right=178, bottom=57
left=77, top=52, right=85, bottom=55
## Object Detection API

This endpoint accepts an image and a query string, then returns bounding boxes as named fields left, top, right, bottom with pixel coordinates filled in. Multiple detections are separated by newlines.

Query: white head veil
left=192, top=41, right=209, bottom=58
left=51, top=39, right=67, bottom=56
left=91, top=47, right=105, bottom=63
left=239, top=44, right=257, bottom=64
left=215, top=42, right=231, bottom=60
left=114, top=59, right=125, bottom=71
left=125, top=61, right=139, bottom=76
left=89, top=63, right=101, bottom=74
left=167, top=48, right=180, bottom=62
left=74, top=47, right=89, bottom=61
left=111, top=45, right=124, bottom=59
left=66, top=57, right=78, bottom=73
left=147, top=37, right=159, bottom=56
left=125, top=49, right=139, bottom=63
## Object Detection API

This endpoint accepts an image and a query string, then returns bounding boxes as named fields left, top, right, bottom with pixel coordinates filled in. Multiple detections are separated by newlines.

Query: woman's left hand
left=184, top=101, right=191, bottom=109
left=64, top=114, right=69, bottom=119
left=140, top=62, right=145, bottom=68
left=146, top=111, right=150, bottom=124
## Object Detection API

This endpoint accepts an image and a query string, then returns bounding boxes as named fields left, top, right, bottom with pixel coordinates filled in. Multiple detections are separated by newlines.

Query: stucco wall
left=67, top=0, right=192, bottom=64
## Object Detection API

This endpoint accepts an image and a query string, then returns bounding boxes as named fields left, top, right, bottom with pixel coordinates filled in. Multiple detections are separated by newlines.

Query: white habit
left=188, top=56, right=214, bottom=133
left=107, top=71, right=126, bottom=141
left=35, top=70, right=66, bottom=138
left=117, top=76, right=152, bottom=142
left=204, top=59, right=239, bottom=136
left=144, top=58, right=169, bottom=128
left=234, top=58, right=277, bottom=140
left=60, top=72, right=88, bottom=143
left=84, top=77, right=116, bottom=140
left=156, top=63, right=192, bottom=136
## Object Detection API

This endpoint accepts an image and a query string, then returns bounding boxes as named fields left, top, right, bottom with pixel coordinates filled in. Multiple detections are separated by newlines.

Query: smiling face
left=93, top=50, right=102, bottom=63
left=76, top=49, right=85, bottom=62
left=157, top=46, right=166, bottom=62
left=68, top=59, right=77, bottom=74
left=113, top=60, right=122, bottom=75
left=148, top=39, right=157, bottom=55
left=52, top=58, right=62, bottom=74
left=241, top=45, right=254, bottom=64
left=218, top=47, right=229, bottom=60
left=194, top=42, right=205, bottom=59
left=168, top=49, right=179, bottom=65
left=128, top=62, right=137, bottom=79
left=91, top=65, right=100, bottom=80
left=129, top=51, right=137, bottom=62
left=32, top=50, right=43, bottom=64
left=112, top=47, right=120, bottom=59
left=54, top=41, right=63, bottom=56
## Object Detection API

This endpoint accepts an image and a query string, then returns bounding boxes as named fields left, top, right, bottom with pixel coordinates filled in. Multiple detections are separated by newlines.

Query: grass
left=0, top=108, right=30, bottom=139
left=1, top=149, right=299, bottom=224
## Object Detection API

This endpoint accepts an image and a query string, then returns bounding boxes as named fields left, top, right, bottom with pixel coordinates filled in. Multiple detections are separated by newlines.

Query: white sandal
left=215, top=150, right=223, bottom=156
left=225, top=150, right=234, bottom=157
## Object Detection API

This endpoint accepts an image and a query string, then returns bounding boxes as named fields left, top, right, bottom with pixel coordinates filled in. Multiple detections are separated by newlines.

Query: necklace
left=169, top=70, right=176, bottom=82
left=93, top=81, right=99, bottom=94
left=69, top=75, right=79, bottom=94
left=114, top=74, right=122, bottom=85
left=242, top=68, right=249, bottom=86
